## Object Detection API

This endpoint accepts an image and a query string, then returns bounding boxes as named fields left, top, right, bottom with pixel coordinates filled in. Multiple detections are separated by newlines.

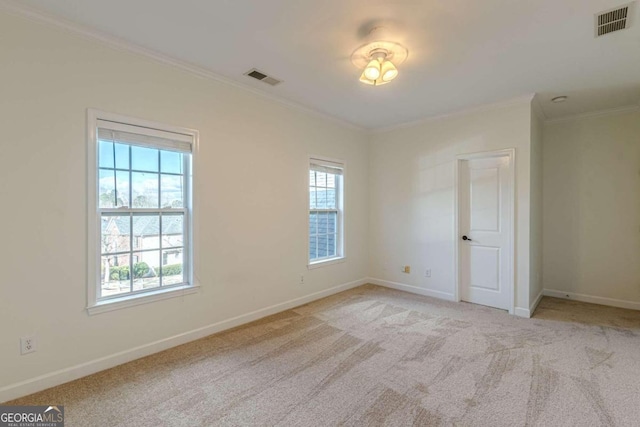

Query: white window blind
left=310, top=159, right=343, bottom=176
left=97, top=119, right=192, bottom=153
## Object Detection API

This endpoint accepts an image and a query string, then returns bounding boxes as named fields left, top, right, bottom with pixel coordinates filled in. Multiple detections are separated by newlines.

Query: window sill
left=308, top=257, right=346, bottom=270
left=87, top=284, right=200, bottom=315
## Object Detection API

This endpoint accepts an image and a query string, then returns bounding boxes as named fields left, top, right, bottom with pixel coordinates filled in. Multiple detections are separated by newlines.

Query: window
left=88, top=111, right=197, bottom=313
left=309, top=158, right=344, bottom=265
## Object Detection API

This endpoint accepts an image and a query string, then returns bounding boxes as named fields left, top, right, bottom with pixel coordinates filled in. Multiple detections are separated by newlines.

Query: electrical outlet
left=425, top=269, right=431, bottom=278
left=402, top=265, right=411, bottom=274
left=300, top=274, right=305, bottom=284
left=21, top=336, right=36, bottom=355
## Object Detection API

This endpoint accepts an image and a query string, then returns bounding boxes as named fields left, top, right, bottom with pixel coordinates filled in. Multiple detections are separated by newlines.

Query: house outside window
left=308, top=157, right=344, bottom=266
left=87, top=110, right=198, bottom=314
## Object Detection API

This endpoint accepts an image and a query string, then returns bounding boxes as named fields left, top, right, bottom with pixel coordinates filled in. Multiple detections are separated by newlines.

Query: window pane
left=309, top=170, right=316, bottom=187
left=317, top=235, right=328, bottom=258
left=328, top=212, right=337, bottom=233
left=161, top=174, right=183, bottom=208
left=114, top=143, right=129, bottom=170
left=326, top=173, right=335, bottom=188
left=317, top=188, right=328, bottom=209
left=101, top=215, right=130, bottom=254
left=162, top=214, right=184, bottom=248
left=96, top=119, right=193, bottom=303
left=132, top=172, right=159, bottom=208
left=98, top=140, right=114, bottom=168
left=161, top=151, right=183, bottom=174
left=131, top=146, right=159, bottom=172
left=115, top=170, right=131, bottom=207
left=316, top=172, right=327, bottom=187
left=309, top=212, right=317, bottom=235
left=133, top=215, right=159, bottom=250
left=132, top=250, right=160, bottom=291
left=328, top=234, right=336, bottom=257
left=309, top=187, right=317, bottom=209
left=326, top=188, right=336, bottom=209
left=98, top=169, right=116, bottom=208
left=162, top=248, right=184, bottom=286
left=318, top=212, right=328, bottom=234
left=309, top=235, right=317, bottom=260
left=99, top=170, right=130, bottom=208
left=101, top=253, right=131, bottom=298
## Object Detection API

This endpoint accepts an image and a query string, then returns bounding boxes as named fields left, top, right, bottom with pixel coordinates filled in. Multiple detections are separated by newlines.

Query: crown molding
left=0, top=0, right=365, bottom=132
left=7, top=1, right=637, bottom=134
left=371, top=94, right=536, bottom=134
left=544, top=104, right=640, bottom=125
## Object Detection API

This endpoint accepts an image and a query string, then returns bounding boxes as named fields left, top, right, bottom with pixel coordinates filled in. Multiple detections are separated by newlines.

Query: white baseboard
left=367, top=277, right=456, bottom=301
left=0, top=278, right=368, bottom=403
left=368, top=277, right=538, bottom=319
left=516, top=290, right=545, bottom=319
left=543, top=289, right=640, bottom=311
left=531, top=290, right=544, bottom=313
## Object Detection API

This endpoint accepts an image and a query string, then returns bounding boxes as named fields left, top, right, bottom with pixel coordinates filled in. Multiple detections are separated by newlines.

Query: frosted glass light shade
left=363, top=59, right=381, bottom=80
left=359, top=71, right=375, bottom=85
left=381, top=60, right=398, bottom=82
left=358, top=58, right=398, bottom=86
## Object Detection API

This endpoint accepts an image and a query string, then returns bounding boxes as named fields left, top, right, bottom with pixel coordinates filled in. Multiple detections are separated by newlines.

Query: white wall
left=529, top=104, right=544, bottom=308
left=0, top=8, right=556, bottom=402
left=543, top=111, right=640, bottom=306
left=368, top=100, right=534, bottom=312
left=0, top=11, right=369, bottom=397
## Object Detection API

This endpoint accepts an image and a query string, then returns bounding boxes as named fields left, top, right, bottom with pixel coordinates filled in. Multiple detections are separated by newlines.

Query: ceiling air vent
left=244, top=68, right=282, bottom=86
left=595, top=3, right=634, bottom=36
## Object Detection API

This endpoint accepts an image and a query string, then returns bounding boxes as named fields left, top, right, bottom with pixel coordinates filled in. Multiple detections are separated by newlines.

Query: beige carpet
left=7, top=284, right=640, bottom=426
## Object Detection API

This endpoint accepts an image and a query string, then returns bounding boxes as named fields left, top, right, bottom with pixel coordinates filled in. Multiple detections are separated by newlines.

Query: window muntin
left=95, top=119, right=192, bottom=301
left=309, top=159, right=343, bottom=263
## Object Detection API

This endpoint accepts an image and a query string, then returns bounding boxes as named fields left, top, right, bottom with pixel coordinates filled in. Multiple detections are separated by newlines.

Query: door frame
left=454, top=148, right=516, bottom=315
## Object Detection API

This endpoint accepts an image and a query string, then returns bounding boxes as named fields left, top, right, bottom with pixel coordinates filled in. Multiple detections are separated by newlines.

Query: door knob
left=462, top=235, right=472, bottom=241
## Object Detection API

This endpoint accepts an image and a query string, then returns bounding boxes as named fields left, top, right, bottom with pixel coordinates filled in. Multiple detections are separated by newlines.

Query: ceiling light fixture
left=351, top=28, right=408, bottom=86
left=551, top=96, right=568, bottom=103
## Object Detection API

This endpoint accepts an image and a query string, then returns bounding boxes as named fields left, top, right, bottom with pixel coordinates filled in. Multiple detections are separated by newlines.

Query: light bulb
left=363, top=59, right=381, bottom=80
left=381, top=60, right=398, bottom=82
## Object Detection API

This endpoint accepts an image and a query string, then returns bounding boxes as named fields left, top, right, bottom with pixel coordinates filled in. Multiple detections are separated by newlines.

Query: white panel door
left=459, top=154, right=512, bottom=311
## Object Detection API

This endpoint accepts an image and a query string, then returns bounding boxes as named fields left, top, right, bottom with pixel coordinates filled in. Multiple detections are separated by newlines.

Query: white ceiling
left=10, top=0, right=640, bottom=129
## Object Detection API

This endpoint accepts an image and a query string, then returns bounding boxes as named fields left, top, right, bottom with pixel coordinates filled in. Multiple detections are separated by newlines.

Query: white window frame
left=87, top=109, right=199, bottom=315
left=308, top=156, right=346, bottom=269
